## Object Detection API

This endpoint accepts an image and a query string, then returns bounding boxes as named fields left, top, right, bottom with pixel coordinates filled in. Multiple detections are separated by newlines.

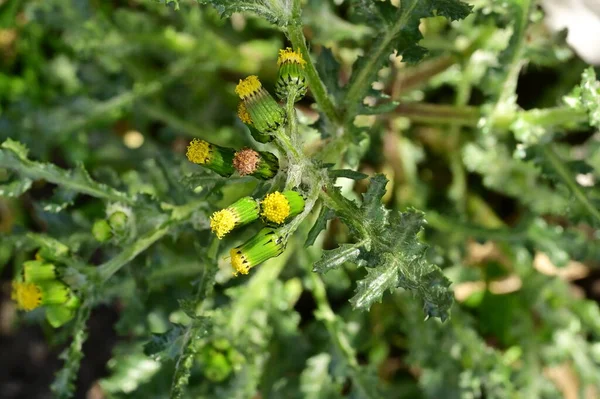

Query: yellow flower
left=277, top=47, right=306, bottom=67
left=261, top=190, right=305, bottom=224
left=229, top=228, right=286, bottom=276
left=275, top=48, right=308, bottom=100
left=234, top=75, right=285, bottom=134
left=237, top=102, right=253, bottom=125
left=209, top=197, right=260, bottom=239
left=230, top=248, right=249, bottom=275
left=186, top=139, right=212, bottom=165
left=210, top=209, right=237, bottom=239
left=12, top=282, right=42, bottom=311
left=235, top=75, right=262, bottom=100
left=261, top=192, right=291, bottom=224
left=185, top=139, right=236, bottom=177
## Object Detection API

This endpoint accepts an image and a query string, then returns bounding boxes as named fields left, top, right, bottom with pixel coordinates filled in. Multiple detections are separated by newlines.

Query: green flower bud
left=275, top=48, right=307, bottom=101
left=22, top=260, right=57, bottom=283
left=238, top=102, right=274, bottom=143
left=186, top=139, right=236, bottom=177
left=210, top=197, right=260, bottom=239
left=38, top=281, right=72, bottom=306
left=108, top=211, right=128, bottom=233
left=200, top=347, right=233, bottom=382
left=261, top=190, right=305, bottom=225
left=235, top=76, right=286, bottom=135
left=45, top=295, right=80, bottom=328
left=233, top=148, right=279, bottom=180
left=45, top=305, right=76, bottom=328
left=93, top=219, right=113, bottom=242
left=230, top=228, right=286, bottom=275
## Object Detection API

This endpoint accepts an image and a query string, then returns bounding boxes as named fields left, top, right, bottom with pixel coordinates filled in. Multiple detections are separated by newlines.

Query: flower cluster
left=186, top=48, right=308, bottom=276
left=210, top=190, right=305, bottom=275
left=11, top=258, right=80, bottom=327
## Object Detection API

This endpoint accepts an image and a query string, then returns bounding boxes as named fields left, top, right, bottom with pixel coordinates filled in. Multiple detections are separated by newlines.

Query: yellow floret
left=11, top=282, right=42, bottom=311
left=235, top=75, right=262, bottom=99
left=186, top=139, right=212, bottom=164
left=237, top=102, right=253, bottom=124
left=277, top=48, right=306, bottom=67
left=261, top=191, right=290, bottom=224
left=210, top=209, right=237, bottom=239
left=230, top=248, right=249, bottom=275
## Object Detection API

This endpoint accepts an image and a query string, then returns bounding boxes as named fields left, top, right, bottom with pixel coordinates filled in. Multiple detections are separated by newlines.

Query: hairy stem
left=96, top=201, right=206, bottom=281
left=542, top=145, right=600, bottom=225
left=343, top=1, right=420, bottom=121
left=392, top=103, right=589, bottom=132
left=287, top=23, right=341, bottom=125
left=307, top=266, right=378, bottom=399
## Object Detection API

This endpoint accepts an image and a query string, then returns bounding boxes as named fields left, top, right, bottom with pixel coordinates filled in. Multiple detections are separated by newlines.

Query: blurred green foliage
left=2, top=0, right=600, bottom=398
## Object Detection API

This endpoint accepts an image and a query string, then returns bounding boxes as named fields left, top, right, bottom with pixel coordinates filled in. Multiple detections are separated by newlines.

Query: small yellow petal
left=210, top=209, right=237, bottom=239
left=11, top=282, right=42, bottom=311
left=237, top=102, right=253, bottom=125
left=235, top=75, right=262, bottom=99
left=230, top=248, right=249, bottom=275
left=261, top=191, right=290, bottom=224
left=277, top=47, right=306, bottom=67
left=186, top=139, right=211, bottom=165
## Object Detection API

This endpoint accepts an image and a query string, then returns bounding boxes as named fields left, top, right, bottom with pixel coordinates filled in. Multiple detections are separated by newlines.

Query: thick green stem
left=96, top=201, right=206, bottom=281
left=395, top=103, right=480, bottom=127
left=542, top=145, right=600, bottom=225
left=343, top=1, right=420, bottom=121
left=392, top=103, right=589, bottom=132
left=287, top=24, right=341, bottom=125
left=0, top=141, right=135, bottom=204
left=307, top=265, right=377, bottom=399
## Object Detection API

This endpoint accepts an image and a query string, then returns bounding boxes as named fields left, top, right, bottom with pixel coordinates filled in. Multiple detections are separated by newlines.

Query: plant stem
left=96, top=201, right=205, bottom=281
left=307, top=267, right=377, bottom=399
left=0, top=143, right=135, bottom=204
left=287, top=23, right=341, bottom=126
left=392, top=54, right=455, bottom=97
left=395, top=103, right=480, bottom=127
left=343, top=1, right=421, bottom=121
left=392, top=103, right=589, bottom=132
left=140, top=102, right=207, bottom=138
left=542, top=145, right=600, bottom=225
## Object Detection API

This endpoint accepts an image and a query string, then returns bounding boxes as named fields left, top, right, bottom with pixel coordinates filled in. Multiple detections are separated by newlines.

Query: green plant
left=2, top=0, right=600, bottom=397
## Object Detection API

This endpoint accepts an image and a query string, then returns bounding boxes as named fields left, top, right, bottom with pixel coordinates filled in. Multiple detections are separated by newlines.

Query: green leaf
left=51, top=305, right=91, bottom=399
left=197, top=0, right=291, bottom=26
left=144, top=323, right=187, bottom=361
left=170, top=317, right=212, bottom=399
left=26, top=233, right=70, bottom=260
left=305, top=206, right=335, bottom=247
left=360, top=173, right=388, bottom=224
left=565, top=67, right=600, bottom=128
left=313, top=243, right=363, bottom=274
left=100, top=345, right=161, bottom=395
left=349, top=257, right=398, bottom=310
left=327, top=175, right=453, bottom=320
left=328, top=169, right=368, bottom=180
left=40, top=188, right=77, bottom=213
left=315, top=48, right=343, bottom=103
left=300, top=353, right=343, bottom=399
left=357, top=99, right=400, bottom=115
left=345, top=0, right=472, bottom=115
left=0, top=139, right=135, bottom=204
left=0, top=177, right=33, bottom=198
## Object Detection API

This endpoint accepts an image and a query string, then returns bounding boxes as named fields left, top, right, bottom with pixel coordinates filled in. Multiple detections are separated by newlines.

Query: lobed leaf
left=197, top=0, right=291, bottom=26
left=345, top=0, right=472, bottom=115
left=313, top=243, right=362, bottom=274
left=305, top=206, right=335, bottom=247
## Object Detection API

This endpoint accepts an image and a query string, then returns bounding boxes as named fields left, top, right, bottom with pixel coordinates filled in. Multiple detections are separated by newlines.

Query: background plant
left=1, top=0, right=600, bottom=398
